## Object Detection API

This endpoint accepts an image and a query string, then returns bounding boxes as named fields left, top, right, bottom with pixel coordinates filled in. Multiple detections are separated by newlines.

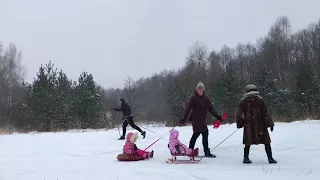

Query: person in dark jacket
left=112, top=98, right=146, bottom=140
left=236, top=84, right=277, bottom=164
left=179, top=81, right=222, bottom=157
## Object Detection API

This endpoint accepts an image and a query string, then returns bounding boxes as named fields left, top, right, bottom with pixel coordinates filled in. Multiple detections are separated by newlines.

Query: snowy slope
left=1, top=121, right=320, bottom=180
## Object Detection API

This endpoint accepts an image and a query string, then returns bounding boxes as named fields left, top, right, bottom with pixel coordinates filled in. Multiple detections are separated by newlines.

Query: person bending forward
left=112, top=98, right=146, bottom=140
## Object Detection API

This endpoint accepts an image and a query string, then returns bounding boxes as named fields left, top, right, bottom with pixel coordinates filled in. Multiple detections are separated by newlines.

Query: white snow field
left=1, top=121, right=320, bottom=180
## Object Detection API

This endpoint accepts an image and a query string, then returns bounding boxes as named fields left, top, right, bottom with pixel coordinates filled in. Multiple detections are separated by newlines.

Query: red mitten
left=213, top=121, right=221, bottom=129
left=213, top=112, right=228, bottom=129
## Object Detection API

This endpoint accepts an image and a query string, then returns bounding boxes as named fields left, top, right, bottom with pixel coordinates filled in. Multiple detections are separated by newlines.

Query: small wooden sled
left=165, top=156, right=203, bottom=164
left=166, top=144, right=201, bottom=164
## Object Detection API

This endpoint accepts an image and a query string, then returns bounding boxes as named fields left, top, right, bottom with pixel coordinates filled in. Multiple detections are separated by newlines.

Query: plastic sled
left=117, top=153, right=144, bottom=161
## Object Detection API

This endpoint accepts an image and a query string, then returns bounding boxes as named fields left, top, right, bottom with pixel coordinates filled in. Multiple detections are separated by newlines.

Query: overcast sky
left=1, top=0, right=320, bottom=89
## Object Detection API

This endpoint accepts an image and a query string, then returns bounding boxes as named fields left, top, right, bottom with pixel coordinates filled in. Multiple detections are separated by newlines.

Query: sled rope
left=189, top=129, right=239, bottom=163
left=212, top=128, right=239, bottom=150
left=144, top=127, right=176, bottom=151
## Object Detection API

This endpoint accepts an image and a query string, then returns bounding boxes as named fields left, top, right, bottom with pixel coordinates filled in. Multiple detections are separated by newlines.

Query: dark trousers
left=122, top=116, right=142, bottom=136
left=189, top=130, right=209, bottom=151
left=244, top=144, right=273, bottom=159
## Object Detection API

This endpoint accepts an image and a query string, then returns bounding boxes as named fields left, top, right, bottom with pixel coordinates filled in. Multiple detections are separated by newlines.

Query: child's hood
left=126, top=132, right=137, bottom=143
left=170, top=129, right=179, bottom=140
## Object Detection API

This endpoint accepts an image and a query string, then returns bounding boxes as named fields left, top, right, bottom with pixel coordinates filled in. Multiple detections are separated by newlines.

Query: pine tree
left=28, top=62, right=58, bottom=131
left=166, top=77, right=192, bottom=126
left=295, top=62, right=320, bottom=117
left=210, top=75, right=243, bottom=123
left=54, top=70, right=73, bottom=130
left=73, top=72, right=105, bottom=129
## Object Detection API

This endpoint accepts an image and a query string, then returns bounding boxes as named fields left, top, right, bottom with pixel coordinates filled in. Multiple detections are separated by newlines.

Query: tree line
left=107, top=16, right=320, bottom=125
left=1, top=16, right=320, bottom=132
left=1, top=52, right=105, bottom=131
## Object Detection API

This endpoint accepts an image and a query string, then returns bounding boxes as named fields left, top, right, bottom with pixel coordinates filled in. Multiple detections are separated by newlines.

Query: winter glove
left=237, top=119, right=244, bottom=129
left=213, top=112, right=228, bottom=129
left=270, top=126, right=274, bottom=132
left=213, top=120, right=221, bottom=129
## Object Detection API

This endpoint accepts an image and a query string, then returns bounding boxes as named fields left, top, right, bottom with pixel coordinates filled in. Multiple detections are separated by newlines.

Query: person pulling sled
left=112, top=98, right=146, bottom=140
left=179, top=81, right=223, bottom=158
left=236, top=84, right=277, bottom=164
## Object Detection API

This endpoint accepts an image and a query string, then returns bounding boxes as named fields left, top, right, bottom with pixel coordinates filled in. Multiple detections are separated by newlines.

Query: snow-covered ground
left=1, top=121, right=320, bottom=180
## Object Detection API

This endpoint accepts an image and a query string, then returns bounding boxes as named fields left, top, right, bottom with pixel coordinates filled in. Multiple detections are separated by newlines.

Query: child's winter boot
left=192, top=148, right=199, bottom=157
left=150, top=150, right=154, bottom=158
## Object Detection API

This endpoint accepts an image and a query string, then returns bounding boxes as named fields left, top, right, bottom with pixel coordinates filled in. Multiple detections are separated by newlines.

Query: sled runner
left=117, top=153, right=144, bottom=161
left=165, top=156, right=203, bottom=164
left=166, top=158, right=201, bottom=164
left=166, top=144, right=201, bottom=164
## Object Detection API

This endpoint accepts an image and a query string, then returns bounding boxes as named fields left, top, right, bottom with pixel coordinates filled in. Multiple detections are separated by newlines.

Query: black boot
left=243, top=146, right=252, bottom=164
left=141, top=131, right=146, bottom=139
left=265, top=144, right=277, bottom=164
left=150, top=150, right=154, bottom=158
left=268, top=158, right=277, bottom=164
left=204, top=148, right=216, bottom=158
left=118, top=136, right=125, bottom=140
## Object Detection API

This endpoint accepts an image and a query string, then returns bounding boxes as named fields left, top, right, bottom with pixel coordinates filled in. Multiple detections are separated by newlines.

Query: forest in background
left=1, top=16, right=320, bottom=132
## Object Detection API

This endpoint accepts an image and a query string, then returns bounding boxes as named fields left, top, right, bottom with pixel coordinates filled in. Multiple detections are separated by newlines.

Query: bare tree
left=187, top=41, right=208, bottom=82
left=267, top=16, right=293, bottom=88
left=124, top=76, right=135, bottom=105
left=0, top=42, right=25, bottom=125
left=207, top=50, right=224, bottom=85
left=219, top=45, right=234, bottom=74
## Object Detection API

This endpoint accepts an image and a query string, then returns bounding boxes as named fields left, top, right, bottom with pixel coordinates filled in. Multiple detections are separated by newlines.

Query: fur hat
left=119, top=98, right=125, bottom=102
left=245, top=84, right=258, bottom=93
left=196, top=81, right=205, bottom=91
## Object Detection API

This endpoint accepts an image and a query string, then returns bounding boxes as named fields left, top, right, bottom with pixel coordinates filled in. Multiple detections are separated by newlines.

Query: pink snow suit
left=169, top=129, right=193, bottom=155
left=123, top=132, right=152, bottom=159
left=123, top=132, right=136, bottom=155
left=135, top=149, right=151, bottom=159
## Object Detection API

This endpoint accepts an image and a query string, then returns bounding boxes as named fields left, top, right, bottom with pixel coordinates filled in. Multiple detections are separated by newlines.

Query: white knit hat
left=196, top=81, right=205, bottom=91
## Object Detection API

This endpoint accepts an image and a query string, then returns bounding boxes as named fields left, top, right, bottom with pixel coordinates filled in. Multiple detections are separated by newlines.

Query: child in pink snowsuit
left=168, top=129, right=198, bottom=156
left=123, top=132, right=154, bottom=159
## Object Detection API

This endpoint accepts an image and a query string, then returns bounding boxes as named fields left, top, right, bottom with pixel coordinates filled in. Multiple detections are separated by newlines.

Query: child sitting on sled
left=168, top=129, right=198, bottom=156
left=123, top=132, right=154, bottom=159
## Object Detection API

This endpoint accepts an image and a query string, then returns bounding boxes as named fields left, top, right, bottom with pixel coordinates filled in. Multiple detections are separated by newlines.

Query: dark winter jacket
left=236, top=91, right=274, bottom=145
left=183, top=91, right=221, bottom=132
left=114, top=101, right=132, bottom=118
